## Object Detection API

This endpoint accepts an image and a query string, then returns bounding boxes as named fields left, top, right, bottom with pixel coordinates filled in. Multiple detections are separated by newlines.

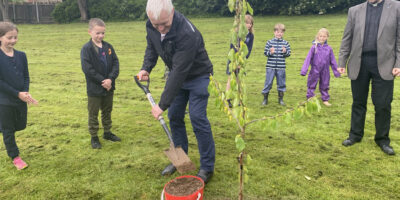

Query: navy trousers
left=348, top=53, right=393, bottom=146
left=262, top=68, right=286, bottom=94
left=168, top=75, right=215, bottom=172
left=0, top=104, right=27, bottom=159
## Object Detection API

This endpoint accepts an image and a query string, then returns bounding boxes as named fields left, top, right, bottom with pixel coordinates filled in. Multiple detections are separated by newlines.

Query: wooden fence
left=0, top=2, right=59, bottom=24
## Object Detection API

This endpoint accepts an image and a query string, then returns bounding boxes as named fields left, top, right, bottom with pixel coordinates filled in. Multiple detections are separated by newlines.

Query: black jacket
left=141, top=11, right=213, bottom=110
left=0, top=49, right=29, bottom=106
left=81, top=39, right=119, bottom=97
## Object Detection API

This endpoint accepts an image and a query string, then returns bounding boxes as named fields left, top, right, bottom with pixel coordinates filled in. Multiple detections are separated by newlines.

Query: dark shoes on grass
left=91, top=136, right=102, bottom=149
left=161, top=163, right=176, bottom=176
left=103, top=132, right=121, bottom=142
left=342, top=138, right=395, bottom=155
left=197, top=169, right=213, bottom=184
left=91, top=132, right=121, bottom=149
left=380, top=144, right=395, bottom=155
left=342, top=139, right=359, bottom=147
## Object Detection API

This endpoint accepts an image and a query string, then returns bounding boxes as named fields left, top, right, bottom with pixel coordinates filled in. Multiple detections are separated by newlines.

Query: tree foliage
left=52, top=0, right=365, bottom=23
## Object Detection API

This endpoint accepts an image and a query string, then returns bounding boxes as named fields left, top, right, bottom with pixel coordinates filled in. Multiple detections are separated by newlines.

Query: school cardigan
left=81, top=40, right=119, bottom=97
left=141, top=11, right=213, bottom=111
left=264, top=38, right=291, bottom=69
left=0, top=49, right=29, bottom=106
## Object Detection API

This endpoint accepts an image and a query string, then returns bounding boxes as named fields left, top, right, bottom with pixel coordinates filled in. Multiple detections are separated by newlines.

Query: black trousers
left=87, top=93, right=113, bottom=137
left=0, top=104, right=27, bottom=159
left=348, top=53, right=393, bottom=146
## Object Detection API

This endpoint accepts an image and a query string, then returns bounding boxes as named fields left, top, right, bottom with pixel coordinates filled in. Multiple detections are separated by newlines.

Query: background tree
left=77, top=0, right=88, bottom=21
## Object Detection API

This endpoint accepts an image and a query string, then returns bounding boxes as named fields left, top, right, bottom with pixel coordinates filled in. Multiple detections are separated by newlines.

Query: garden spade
left=134, top=76, right=196, bottom=173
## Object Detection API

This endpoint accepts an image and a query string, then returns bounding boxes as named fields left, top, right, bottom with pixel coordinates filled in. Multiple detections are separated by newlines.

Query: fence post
left=35, top=1, right=39, bottom=23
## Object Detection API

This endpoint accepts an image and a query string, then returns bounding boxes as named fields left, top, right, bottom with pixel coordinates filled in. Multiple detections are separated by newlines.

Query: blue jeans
left=168, top=75, right=215, bottom=172
left=262, top=68, right=286, bottom=94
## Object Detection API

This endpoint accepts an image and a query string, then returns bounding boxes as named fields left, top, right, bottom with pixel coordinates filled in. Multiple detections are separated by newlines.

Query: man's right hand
left=137, top=70, right=150, bottom=81
left=338, top=67, right=346, bottom=74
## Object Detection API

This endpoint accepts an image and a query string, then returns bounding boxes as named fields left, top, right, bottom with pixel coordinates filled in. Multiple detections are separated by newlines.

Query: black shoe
left=342, top=139, right=358, bottom=147
left=91, top=136, right=102, bottom=149
left=196, top=169, right=213, bottom=184
left=262, top=93, right=268, bottom=105
left=103, top=132, right=121, bottom=142
left=161, top=163, right=176, bottom=176
left=278, top=92, right=285, bottom=106
left=380, top=144, right=395, bottom=155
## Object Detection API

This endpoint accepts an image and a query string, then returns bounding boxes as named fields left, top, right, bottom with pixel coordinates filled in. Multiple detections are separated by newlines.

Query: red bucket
left=161, top=175, right=204, bottom=200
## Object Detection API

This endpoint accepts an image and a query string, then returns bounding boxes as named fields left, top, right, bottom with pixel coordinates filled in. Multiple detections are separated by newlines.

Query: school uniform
left=262, top=37, right=291, bottom=94
left=80, top=40, right=119, bottom=137
left=0, top=49, right=29, bottom=159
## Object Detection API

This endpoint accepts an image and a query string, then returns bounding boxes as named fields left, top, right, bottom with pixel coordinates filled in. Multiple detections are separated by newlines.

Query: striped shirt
left=264, top=38, right=291, bottom=69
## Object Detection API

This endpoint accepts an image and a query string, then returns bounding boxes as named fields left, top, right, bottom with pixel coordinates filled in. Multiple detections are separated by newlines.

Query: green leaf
left=247, top=2, right=253, bottom=15
left=228, top=0, right=235, bottom=12
left=284, top=112, right=292, bottom=125
left=228, top=48, right=235, bottom=62
left=244, top=174, right=249, bottom=183
left=235, top=135, right=245, bottom=152
left=316, top=99, right=322, bottom=112
left=238, top=21, right=247, bottom=40
left=247, top=154, right=252, bottom=165
left=293, top=108, right=303, bottom=120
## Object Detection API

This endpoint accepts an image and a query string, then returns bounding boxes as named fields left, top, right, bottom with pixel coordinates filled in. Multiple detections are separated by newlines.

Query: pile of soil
left=164, top=177, right=203, bottom=196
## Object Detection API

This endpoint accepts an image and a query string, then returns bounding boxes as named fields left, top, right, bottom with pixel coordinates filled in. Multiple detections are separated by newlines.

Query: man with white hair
left=137, top=0, right=215, bottom=183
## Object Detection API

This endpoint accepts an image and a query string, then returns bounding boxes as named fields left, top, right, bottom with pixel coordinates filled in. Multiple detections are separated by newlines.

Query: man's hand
left=137, top=70, right=150, bottom=81
left=151, top=104, right=163, bottom=119
left=338, top=67, right=346, bottom=74
left=18, top=92, right=38, bottom=105
left=270, top=47, right=275, bottom=55
left=101, top=79, right=112, bottom=91
left=392, top=68, right=400, bottom=77
left=282, top=46, right=286, bottom=53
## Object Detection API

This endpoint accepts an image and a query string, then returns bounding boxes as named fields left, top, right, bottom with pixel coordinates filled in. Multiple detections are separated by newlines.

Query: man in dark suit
left=338, top=0, right=400, bottom=155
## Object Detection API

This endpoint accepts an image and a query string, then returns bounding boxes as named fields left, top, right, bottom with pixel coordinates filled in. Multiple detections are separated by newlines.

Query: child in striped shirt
left=261, top=23, right=291, bottom=106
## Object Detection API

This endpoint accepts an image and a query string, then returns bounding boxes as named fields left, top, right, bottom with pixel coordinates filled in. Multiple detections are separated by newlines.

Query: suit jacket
left=338, top=0, right=400, bottom=80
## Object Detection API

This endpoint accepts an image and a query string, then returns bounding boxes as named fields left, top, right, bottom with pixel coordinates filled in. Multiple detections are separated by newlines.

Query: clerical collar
left=368, top=0, right=384, bottom=7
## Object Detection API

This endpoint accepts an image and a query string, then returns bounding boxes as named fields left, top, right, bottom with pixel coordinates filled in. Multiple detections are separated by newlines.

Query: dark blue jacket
left=230, top=32, right=254, bottom=59
left=141, top=11, right=213, bottom=111
left=81, top=39, right=119, bottom=97
left=0, top=49, right=29, bottom=106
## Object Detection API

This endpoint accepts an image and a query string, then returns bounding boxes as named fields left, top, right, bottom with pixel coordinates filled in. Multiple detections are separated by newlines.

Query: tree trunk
left=77, top=0, right=88, bottom=22
left=0, top=0, right=10, bottom=22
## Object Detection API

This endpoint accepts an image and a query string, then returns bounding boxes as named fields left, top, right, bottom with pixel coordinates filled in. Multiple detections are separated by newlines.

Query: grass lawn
left=0, top=14, right=399, bottom=199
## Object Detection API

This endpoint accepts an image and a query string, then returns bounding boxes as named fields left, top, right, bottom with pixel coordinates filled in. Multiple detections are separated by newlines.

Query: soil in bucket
left=164, top=176, right=204, bottom=197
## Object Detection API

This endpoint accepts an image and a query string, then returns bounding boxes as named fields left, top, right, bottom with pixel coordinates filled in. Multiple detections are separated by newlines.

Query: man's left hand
left=152, top=104, right=163, bottom=120
left=392, top=68, right=400, bottom=77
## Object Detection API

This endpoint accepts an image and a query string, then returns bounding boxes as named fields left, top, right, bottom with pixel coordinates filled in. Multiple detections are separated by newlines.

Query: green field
left=0, top=15, right=399, bottom=199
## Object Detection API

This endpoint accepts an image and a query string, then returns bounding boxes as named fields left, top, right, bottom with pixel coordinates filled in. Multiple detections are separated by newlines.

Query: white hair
left=146, top=0, right=174, bottom=20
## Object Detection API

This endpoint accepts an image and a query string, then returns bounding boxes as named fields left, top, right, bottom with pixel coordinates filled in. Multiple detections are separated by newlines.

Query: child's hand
left=338, top=67, right=346, bottom=74
left=282, top=46, right=286, bottom=53
left=270, top=47, right=275, bottom=54
left=392, top=68, right=400, bottom=77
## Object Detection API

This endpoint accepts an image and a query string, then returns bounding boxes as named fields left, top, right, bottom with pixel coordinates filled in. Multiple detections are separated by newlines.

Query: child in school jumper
left=81, top=18, right=120, bottom=149
left=0, top=22, right=38, bottom=170
left=262, top=23, right=291, bottom=106
left=301, top=28, right=340, bottom=106
left=226, top=14, right=254, bottom=107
